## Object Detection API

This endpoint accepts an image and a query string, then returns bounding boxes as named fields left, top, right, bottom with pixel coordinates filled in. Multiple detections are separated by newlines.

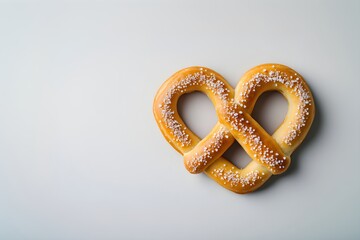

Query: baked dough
left=153, top=64, right=315, bottom=193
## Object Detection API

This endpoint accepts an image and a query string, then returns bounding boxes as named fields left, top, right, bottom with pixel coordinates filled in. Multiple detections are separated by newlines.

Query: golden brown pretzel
left=153, top=64, right=315, bottom=193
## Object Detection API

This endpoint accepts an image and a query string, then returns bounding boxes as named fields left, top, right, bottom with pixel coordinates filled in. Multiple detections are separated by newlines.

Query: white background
left=0, top=0, right=359, bottom=239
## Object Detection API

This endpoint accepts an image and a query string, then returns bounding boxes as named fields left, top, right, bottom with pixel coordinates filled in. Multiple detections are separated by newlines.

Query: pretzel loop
left=153, top=64, right=315, bottom=193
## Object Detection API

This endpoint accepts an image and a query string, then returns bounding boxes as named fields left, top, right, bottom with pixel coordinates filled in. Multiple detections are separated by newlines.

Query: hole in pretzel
left=178, top=91, right=217, bottom=139
left=252, top=91, right=288, bottom=135
left=223, top=142, right=252, bottom=169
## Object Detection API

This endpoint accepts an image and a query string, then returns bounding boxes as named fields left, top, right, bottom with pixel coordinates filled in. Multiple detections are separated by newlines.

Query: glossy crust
left=153, top=64, right=315, bottom=193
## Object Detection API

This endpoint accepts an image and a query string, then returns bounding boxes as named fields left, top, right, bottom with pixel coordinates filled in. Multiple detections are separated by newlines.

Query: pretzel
left=153, top=64, right=315, bottom=193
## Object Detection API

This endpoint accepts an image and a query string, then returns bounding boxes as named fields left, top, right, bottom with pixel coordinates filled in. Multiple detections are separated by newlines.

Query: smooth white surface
left=0, top=1, right=359, bottom=239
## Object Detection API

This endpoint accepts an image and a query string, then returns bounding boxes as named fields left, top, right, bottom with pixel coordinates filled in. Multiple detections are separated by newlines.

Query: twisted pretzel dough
left=153, top=64, right=315, bottom=193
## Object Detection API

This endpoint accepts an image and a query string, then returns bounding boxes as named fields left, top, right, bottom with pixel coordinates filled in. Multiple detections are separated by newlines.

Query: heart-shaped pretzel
left=153, top=64, right=315, bottom=193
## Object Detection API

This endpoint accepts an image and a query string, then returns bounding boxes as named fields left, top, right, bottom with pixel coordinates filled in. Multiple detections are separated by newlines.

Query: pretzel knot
left=153, top=64, right=315, bottom=193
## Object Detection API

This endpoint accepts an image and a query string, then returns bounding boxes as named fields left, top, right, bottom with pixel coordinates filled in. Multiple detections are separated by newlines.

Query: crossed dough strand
left=153, top=64, right=315, bottom=193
